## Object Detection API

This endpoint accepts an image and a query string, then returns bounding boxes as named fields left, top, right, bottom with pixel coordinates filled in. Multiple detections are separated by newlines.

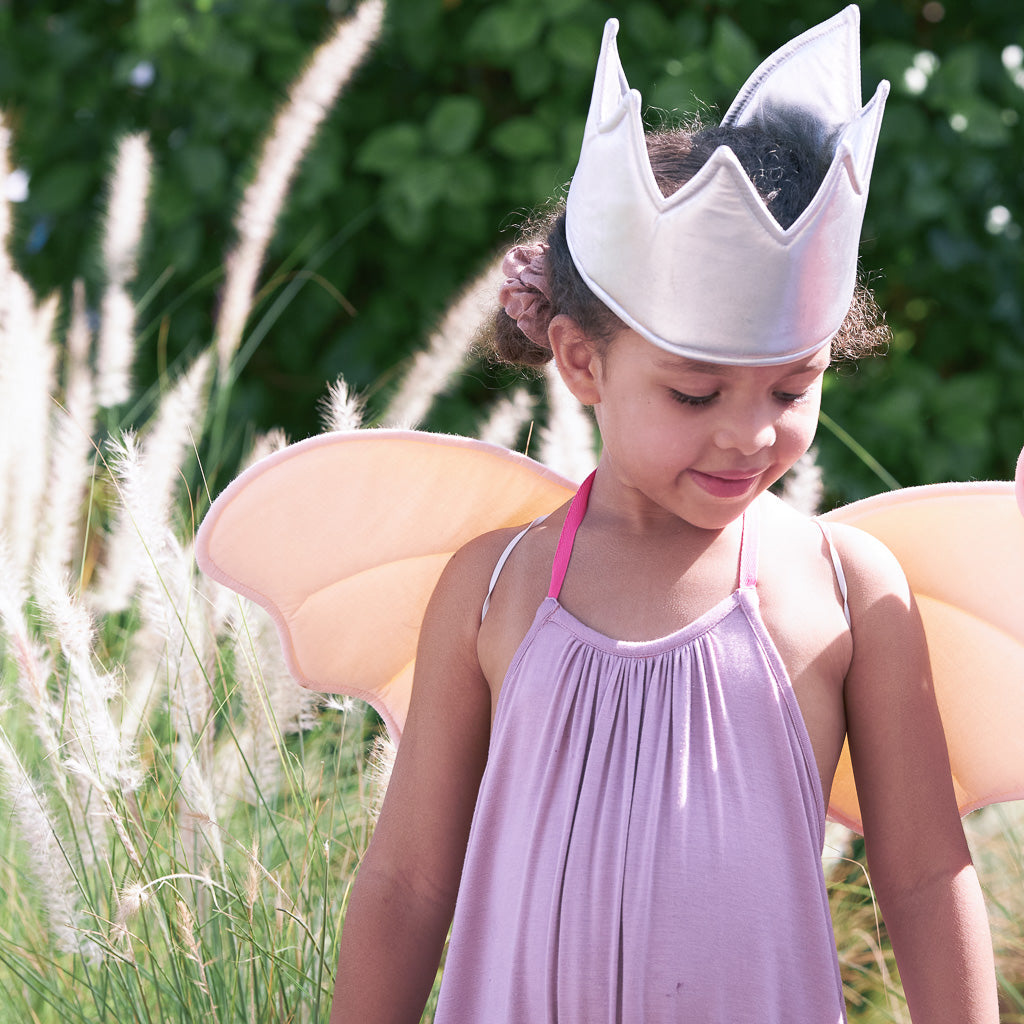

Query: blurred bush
left=2, top=0, right=1022, bottom=502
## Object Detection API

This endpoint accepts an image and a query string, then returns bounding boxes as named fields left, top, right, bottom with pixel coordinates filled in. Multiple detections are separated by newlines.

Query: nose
left=713, top=405, right=777, bottom=456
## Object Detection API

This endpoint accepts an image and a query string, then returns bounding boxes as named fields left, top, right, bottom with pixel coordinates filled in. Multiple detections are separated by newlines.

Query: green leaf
left=426, top=96, right=484, bottom=157
left=863, top=41, right=920, bottom=87
left=946, top=97, right=1012, bottom=147
left=465, top=6, right=544, bottom=59
left=648, top=57, right=715, bottom=119
left=389, top=158, right=450, bottom=213
left=355, top=123, right=423, bottom=175
left=709, top=16, right=758, bottom=89
left=623, top=4, right=676, bottom=47
left=546, top=22, right=598, bottom=72
left=929, top=47, right=982, bottom=104
left=540, top=0, right=588, bottom=17
left=177, top=144, right=228, bottom=196
left=136, top=0, right=184, bottom=51
left=443, top=156, right=496, bottom=207
left=29, top=162, right=93, bottom=215
left=513, top=49, right=556, bottom=100
left=380, top=182, right=431, bottom=244
left=489, top=117, right=554, bottom=159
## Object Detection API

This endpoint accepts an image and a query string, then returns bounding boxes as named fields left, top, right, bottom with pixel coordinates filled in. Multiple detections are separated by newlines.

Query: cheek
left=595, top=397, right=675, bottom=462
left=781, top=404, right=821, bottom=454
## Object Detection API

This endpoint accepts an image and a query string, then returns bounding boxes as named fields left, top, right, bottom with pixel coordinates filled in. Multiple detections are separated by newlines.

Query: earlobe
left=547, top=315, right=603, bottom=405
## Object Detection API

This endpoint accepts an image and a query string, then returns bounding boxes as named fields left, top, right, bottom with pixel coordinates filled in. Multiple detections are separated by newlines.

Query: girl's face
left=586, top=327, right=830, bottom=530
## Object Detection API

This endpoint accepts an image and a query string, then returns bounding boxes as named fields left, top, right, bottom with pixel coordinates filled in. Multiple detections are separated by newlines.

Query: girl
left=331, top=9, right=997, bottom=1022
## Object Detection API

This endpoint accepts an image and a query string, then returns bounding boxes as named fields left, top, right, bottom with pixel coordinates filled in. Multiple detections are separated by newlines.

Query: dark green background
left=2, top=0, right=1022, bottom=504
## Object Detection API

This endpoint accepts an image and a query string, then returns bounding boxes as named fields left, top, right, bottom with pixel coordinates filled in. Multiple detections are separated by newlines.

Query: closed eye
left=670, top=389, right=717, bottom=408
left=775, top=389, right=812, bottom=404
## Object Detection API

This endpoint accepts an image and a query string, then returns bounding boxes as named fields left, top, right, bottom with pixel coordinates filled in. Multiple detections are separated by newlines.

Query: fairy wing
left=197, top=428, right=1024, bottom=833
left=195, top=429, right=576, bottom=739
left=823, top=479, right=1024, bottom=832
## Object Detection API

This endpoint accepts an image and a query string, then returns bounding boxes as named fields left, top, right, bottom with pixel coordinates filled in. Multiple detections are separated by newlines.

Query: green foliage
left=2, top=0, right=1022, bottom=503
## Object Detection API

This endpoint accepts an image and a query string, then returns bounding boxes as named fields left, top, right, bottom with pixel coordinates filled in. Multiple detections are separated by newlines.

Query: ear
left=547, top=315, right=603, bottom=406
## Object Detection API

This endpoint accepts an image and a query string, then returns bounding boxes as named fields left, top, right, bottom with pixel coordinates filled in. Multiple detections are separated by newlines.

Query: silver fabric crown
left=564, top=5, right=889, bottom=365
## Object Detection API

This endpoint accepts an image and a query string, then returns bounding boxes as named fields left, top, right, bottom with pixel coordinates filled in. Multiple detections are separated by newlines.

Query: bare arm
left=838, top=525, right=998, bottom=1023
left=330, top=539, right=495, bottom=1024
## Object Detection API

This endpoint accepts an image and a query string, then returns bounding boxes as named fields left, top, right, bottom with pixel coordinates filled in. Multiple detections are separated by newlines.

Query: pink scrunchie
left=499, top=243, right=553, bottom=348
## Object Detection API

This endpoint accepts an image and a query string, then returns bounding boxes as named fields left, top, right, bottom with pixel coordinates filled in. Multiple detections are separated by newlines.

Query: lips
left=688, top=468, right=764, bottom=499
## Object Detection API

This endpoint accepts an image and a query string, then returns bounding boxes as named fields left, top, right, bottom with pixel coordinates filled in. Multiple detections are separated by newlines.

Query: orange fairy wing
left=823, top=477, right=1024, bottom=833
left=195, top=429, right=575, bottom=741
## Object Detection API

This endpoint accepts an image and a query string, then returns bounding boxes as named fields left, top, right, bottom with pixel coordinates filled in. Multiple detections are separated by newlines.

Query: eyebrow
left=658, top=357, right=736, bottom=375
left=653, top=355, right=826, bottom=376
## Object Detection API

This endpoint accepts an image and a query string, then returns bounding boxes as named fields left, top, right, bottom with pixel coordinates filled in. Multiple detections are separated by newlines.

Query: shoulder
left=425, top=524, right=530, bottom=632
left=425, top=515, right=558, bottom=627
left=757, top=492, right=855, bottom=593
left=759, top=495, right=916, bottom=650
left=817, top=519, right=914, bottom=616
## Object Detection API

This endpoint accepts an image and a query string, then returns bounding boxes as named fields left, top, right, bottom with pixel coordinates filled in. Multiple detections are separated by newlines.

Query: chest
left=479, top=537, right=851, bottom=808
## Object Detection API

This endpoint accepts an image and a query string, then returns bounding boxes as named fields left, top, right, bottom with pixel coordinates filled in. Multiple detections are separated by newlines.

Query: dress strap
left=547, top=470, right=596, bottom=601
left=481, top=514, right=550, bottom=623
left=816, top=521, right=852, bottom=627
left=738, top=499, right=759, bottom=590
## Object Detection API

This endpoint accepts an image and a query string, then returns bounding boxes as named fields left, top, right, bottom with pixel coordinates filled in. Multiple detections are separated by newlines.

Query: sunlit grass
left=0, top=648, right=375, bottom=1023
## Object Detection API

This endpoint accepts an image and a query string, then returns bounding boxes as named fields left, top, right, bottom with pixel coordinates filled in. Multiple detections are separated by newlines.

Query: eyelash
left=669, top=389, right=808, bottom=408
left=670, top=390, right=716, bottom=408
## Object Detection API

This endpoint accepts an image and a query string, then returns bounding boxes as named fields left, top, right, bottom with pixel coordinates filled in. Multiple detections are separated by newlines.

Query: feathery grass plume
left=382, top=256, right=506, bottom=428
left=0, top=537, right=63, bottom=776
left=0, top=279, right=59, bottom=583
left=35, top=567, right=121, bottom=868
left=781, top=446, right=824, bottom=516
left=244, top=837, right=261, bottom=924
left=105, top=433, right=224, bottom=867
left=39, top=280, right=99, bottom=580
left=62, top=757, right=144, bottom=872
left=223, top=604, right=289, bottom=805
left=0, top=720, right=101, bottom=963
left=111, top=880, right=150, bottom=948
left=92, top=351, right=212, bottom=613
left=221, top=599, right=322, bottom=806
left=0, top=116, right=11, bottom=263
left=0, top=122, right=25, bottom=578
left=214, top=0, right=386, bottom=380
left=477, top=386, right=536, bottom=450
left=365, top=732, right=397, bottom=826
left=174, top=895, right=217, bottom=1010
left=163, top=548, right=224, bottom=870
left=96, top=132, right=152, bottom=409
left=319, top=374, right=365, bottom=433
left=119, top=428, right=287, bottom=749
left=538, top=361, right=597, bottom=482
left=35, top=567, right=139, bottom=794
left=231, top=428, right=289, bottom=486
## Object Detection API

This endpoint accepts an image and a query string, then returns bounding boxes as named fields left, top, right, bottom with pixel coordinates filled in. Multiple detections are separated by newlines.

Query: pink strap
left=548, top=471, right=596, bottom=599
left=738, top=499, right=759, bottom=590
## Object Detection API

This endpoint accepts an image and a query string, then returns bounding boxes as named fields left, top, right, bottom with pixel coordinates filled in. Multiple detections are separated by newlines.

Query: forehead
left=649, top=346, right=831, bottom=377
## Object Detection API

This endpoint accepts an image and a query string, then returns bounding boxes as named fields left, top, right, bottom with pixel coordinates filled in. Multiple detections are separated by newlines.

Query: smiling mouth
left=688, top=469, right=763, bottom=499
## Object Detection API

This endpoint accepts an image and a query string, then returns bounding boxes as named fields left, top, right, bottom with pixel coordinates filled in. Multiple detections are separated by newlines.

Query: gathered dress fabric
left=433, top=475, right=846, bottom=1023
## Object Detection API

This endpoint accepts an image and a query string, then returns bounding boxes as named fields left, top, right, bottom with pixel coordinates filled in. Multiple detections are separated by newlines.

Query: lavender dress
left=433, top=475, right=846, bottom=1023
